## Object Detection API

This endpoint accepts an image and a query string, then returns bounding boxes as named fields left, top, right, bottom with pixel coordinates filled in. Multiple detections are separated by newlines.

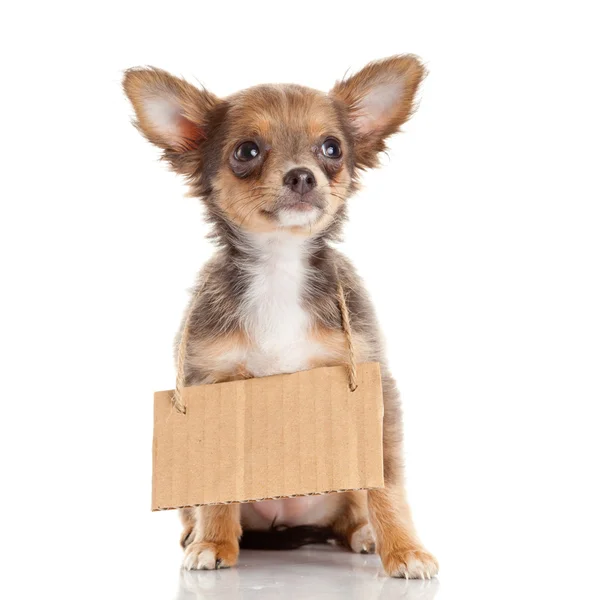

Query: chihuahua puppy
left=124, top=55, right=437, bottom=578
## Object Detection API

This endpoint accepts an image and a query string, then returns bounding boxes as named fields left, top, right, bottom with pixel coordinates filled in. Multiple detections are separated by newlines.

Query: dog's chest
left=239, top=236, right=326, bottom=378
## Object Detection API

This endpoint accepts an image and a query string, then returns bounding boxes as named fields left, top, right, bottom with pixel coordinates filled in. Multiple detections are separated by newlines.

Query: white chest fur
left=237, top=232, right=327, bottom=378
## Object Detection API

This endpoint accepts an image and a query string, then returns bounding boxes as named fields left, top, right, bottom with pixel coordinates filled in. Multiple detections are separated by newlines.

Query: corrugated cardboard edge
left=152, top=362, right=385, bottom=511
left=152, top=488, right=384, bottom=512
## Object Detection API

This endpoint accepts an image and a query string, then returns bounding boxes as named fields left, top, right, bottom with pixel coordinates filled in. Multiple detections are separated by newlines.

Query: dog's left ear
left=330, top=55, right=426, bottom=169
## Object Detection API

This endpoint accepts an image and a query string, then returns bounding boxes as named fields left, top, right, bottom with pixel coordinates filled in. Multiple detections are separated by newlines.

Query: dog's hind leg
left=179, top=507, right=196, bottom=549
left=331, top=490, right=376, bottom=554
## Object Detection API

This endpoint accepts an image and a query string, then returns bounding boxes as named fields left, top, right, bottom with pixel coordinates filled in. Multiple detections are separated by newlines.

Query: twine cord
left=172, top=276, right=209, bottom=415
left=336, top=277, right=359, bottom=392
left=172, top=323, right=190, bottom=415
left=172, top=265, right=358, bottom=414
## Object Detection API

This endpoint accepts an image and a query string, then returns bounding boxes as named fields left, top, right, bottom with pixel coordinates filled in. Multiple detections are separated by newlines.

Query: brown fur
left=124, top=55, right=437, bottom=578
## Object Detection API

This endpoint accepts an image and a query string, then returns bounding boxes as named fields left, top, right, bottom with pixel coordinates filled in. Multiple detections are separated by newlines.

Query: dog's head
left=123, top=56, right=425, bottom=238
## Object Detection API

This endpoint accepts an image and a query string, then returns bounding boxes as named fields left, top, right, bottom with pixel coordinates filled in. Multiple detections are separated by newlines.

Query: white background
left=1, top=1, right=599, bottom=599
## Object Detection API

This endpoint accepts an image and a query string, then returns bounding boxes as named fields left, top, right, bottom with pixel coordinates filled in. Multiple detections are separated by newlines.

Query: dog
left=123, top=55, right=438, bottom=579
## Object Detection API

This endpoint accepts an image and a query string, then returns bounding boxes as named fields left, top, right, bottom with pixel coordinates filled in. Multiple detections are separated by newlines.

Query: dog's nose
left=283, top=168, right=316, bottom=195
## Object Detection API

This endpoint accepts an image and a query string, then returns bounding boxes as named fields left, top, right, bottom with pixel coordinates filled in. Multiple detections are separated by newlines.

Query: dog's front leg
left=368, top=485, right=438, bottom=578
left=182, top=504, right=241, bottom=570
left=368, top=378, right=439, bottom=579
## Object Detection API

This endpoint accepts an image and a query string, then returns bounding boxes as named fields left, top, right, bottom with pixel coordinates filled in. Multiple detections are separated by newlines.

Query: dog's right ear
left=123, top=67, right=219, bottom=153
left=330, top=55, right=425, bottom=170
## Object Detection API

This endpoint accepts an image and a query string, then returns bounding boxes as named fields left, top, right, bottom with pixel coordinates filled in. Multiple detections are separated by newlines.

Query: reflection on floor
left=176, top=545, right=439, bottom=600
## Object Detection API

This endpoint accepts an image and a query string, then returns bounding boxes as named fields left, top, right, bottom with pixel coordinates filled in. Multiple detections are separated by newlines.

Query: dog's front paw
left=182, top=540, right=239, bottom=571
left=380, top=547, right=439, bottom=579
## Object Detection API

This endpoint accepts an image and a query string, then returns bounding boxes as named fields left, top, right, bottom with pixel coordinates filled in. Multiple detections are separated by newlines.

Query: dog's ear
left=330, top=55, right=425, bottom=169
left=123, top=67, right=219, bottom=153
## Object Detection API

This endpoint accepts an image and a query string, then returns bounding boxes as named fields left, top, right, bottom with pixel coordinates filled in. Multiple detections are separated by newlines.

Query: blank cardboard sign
left=152, top=362, right=384, bottom=510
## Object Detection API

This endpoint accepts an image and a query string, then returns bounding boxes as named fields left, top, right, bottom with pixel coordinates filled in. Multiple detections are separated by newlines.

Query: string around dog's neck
left=172, top=264, right=358, bottom=415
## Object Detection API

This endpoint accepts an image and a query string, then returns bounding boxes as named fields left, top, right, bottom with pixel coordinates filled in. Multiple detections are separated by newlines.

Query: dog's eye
left=234, top=141, right=260, bottom=161
left=321, top=138, right=342, bottom=159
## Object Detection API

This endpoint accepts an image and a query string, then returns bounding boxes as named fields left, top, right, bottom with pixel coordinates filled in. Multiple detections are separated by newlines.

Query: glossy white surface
left=176, top=546, right=440, bottom=600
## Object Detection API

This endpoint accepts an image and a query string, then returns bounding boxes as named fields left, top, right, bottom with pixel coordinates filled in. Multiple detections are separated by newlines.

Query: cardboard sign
left=152, top=362, right=384, bottom=510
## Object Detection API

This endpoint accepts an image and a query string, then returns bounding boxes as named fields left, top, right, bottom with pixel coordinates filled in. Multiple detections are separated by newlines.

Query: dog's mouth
left=261, top=203, right=324, bottom=229
left=261, top=190, right=326, bottom=222
left=283, top=199, right=317, bottom=212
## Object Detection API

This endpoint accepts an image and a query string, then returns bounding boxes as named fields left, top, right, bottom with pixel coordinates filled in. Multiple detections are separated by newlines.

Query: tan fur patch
left=309, top=326, right=369, bottom=369
left=186, top=330, right=249, bottom=384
